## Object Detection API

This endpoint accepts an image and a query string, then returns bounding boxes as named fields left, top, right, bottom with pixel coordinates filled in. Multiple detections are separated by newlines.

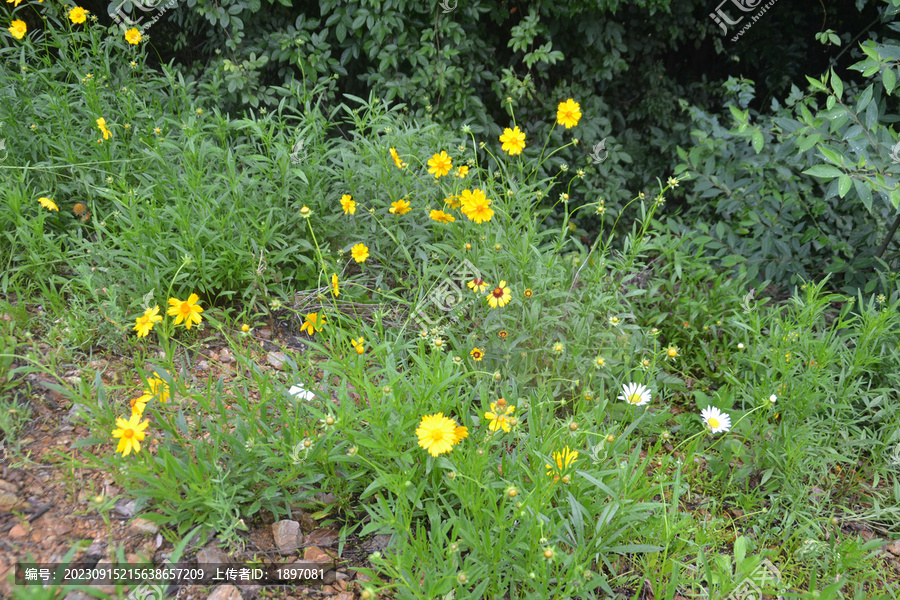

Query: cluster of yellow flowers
left=111, top=373, right=170, bottom=457
left=467, top=277, right=512, bottom=309
left=132, top=293, right=204, bottom=338
left=9, top=8, right=142, bottom=43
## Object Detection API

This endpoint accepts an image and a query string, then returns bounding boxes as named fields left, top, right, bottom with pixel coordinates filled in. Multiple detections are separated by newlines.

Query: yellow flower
left=389, top=198, right=411, bottom=215
left=8, top=19, right=26, bottom=40
left=97, top=117, right=111, bottom=140
left=484, top=399, right=515, bottom=433
left=241, top=323, right=250, bottom=332
left=300, top=312, right=325, bottom=336
left=129, top=394, right=148, bottom=418
left=7, top=0, right=24, bottom=7
left=524, top=289, right=534, bottom=298
left=351, top=243, right=370, bottom=263
left=69, top=7, right=88, bottom=24
left=112, top=413, right=150, bottom=456
left=389, top=147, right=407, bottom=169
left=166, top=293, right=204, bottom=329
left=460, top=189, right=494, bottom=224
left=144, top=374, right=170, bottom=403
left=340, top=194, right=356, bottom=215
left=455, top=165, right=469, bottom=178
left=546, top=446, right=578, bottom=476
left=331, top=274, right=340, bottom=297
left=38, top=197, right=59, bottom=212
left=429, top=210, right=455, bottom=223
left=556, top=99, right=582, bottom=129
left=467, top=278, right=488, bottom=293
left=444, top=195, right=461, bottom=209
left=487, top=281, right=512, bottom=308
left=416, top=413, right=468, bottom=457
left=350, top=336, right=365, bottom=354
left=470, top=347, right=485, bottom=361
left=133, top=305, right=162, bottom=338
left=499, top=126, right=526, bottom=156
left=553, top=343, right=564, bottom=353
left=125, top=28, right=141, bottom=45
left=427, top=151, right=453, bottom=177
left=666, top=346, right=679, bottom=359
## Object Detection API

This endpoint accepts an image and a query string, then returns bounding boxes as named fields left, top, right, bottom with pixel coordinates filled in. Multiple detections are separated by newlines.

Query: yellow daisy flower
left=429, top=210, right=455, bottom=223
left=427, top=151, right=453, bottom=177
left=487, top=281, right=512, bottom=308
left=416, top=413, right=468, bottom=457
left=300, top=312, right=325, bottom=337
left=340, top=194, right=356, bottom=215
left=133, top=305, right=162, bottom=338
left=112, top=413, right=150, bottom=457
left=499, top=126, right=526, bottom=156
left=351, top=243, right=370, bottom=263
left=389, top=199, right=411, bottom=215
left=556, top=99, right=582, bottom=129
left=38, top=197, right=59, bottom=211
left=166, top=293, right=204, bottom=329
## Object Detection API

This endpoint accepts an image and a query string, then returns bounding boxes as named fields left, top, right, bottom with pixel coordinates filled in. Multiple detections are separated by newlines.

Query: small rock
left=114, top=499, right=136, bottom=518
left=0, top=492, right=23, bottom=511
left=0, top=479, right=18, bottom=493
left=267, top=352, right=287, bottom=370
left=356, top=572, right=371, bottom=583
left=335, top=593, right=354, bottom=600
left=9, top=523, right=29, bottom=539
left=301, top=546, right=335, bottom=570
left=129, top=518, right=159, bottom=535
left=197, top=360, right=209, bottom=371
left=315, top=492, right=338, bottom=505
left=322, top=585, right=337, bottom=594
left=86, top=541, right=104, bottom=558
left=361, top=534, right=391, bottom=552
left=306, top=528, right=340, bottom=547
left=335, top=571, right=351, bottom=582
left=886, top=540, right=900, bottom=556
left=218, top=349, right=234, bottom=364
left=272, top=520, right=301, bottom=553
left=257, top=327, right=273, bottom=340
left=298, top=511, right=318, bottom=532
left=54, top=521, right=72, bottom=536
left=197, top=545, right=229, bottom=565
left=207, top=584, right=242, bottom=600
left=334, top=578, right=349, bottom=591
left=322, top=570, right=336, bottom=585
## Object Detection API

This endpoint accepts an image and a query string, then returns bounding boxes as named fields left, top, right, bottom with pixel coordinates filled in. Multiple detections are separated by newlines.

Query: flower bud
left=543, top=548, right=554, bottom=559
left=569, top=421, right=578, bottom=431
left=606, top=434, right=615, bottom=443
left=507, top=487, right=518, bottom=498
left=493, top=371, right=502, bottom=381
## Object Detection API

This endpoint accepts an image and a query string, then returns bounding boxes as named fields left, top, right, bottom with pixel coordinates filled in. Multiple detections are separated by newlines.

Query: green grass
left=2, top=7, right=900, bottom=600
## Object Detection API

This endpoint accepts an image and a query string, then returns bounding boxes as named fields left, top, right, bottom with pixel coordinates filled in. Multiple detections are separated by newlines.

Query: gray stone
left=272, top=520, right=301, bottom=553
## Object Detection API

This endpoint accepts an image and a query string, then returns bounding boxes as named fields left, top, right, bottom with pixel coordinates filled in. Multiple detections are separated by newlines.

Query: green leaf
left=805, top=75, right=827, bottom=92
left=751, top=130, right=764, bottom=153
left=797, top=133, right=821, bottom=153
left=853, top=178, right=873, bottom=212
left=838, top=175, right=852, bottom=198
left=830, top=68, right=844, bottom=99
left=803, top=165, right=844, bottom=179
left=884, top=68, right=896, bottom=94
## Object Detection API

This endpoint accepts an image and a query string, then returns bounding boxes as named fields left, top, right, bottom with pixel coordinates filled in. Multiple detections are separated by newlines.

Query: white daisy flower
left=701, top=406, right=731, bottom=433
left=618, top=382, right=651, bottom=407
left=288, top=385, right=315, bottom=401
left=768, top=394, right=777, bottom=403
